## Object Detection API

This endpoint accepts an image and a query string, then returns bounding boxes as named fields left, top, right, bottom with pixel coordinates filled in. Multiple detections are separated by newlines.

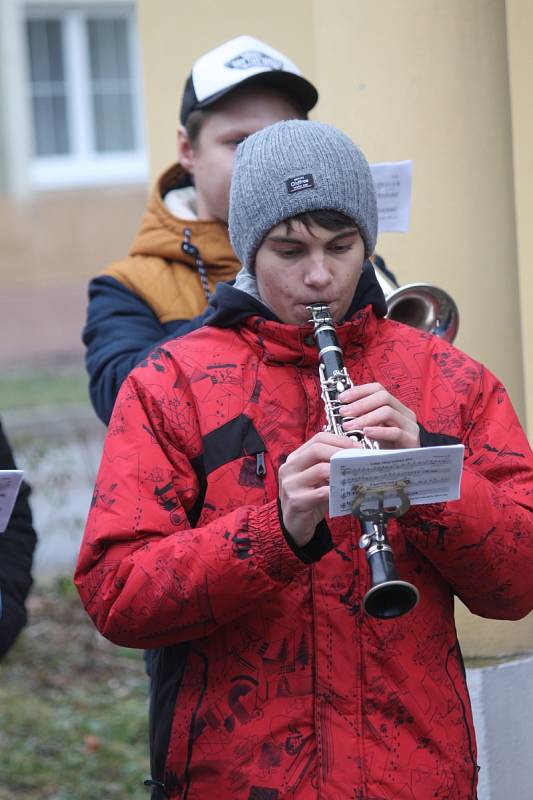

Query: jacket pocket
left=202, top=413, right=267, bottom=476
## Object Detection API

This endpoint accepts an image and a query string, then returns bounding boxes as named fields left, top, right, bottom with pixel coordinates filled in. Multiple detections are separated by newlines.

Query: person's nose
left=303, top=252, right=332, bottom=288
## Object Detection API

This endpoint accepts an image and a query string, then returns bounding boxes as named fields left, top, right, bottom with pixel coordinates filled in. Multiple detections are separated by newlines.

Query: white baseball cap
left=180, top=35, right=318, bottom=124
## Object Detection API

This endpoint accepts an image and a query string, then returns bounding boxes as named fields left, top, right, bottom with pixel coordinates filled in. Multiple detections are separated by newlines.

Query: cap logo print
left=225, top=50, right=284, bottom=71
left=286, top=174, right=315, bottom=194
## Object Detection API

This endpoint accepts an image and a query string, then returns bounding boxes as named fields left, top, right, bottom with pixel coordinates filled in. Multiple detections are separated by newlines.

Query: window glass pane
left=87, top=18, right=136, bottom=152
left=26, top=19, right=70, bottom=156
left=27, top=18, right=64, bottom=82
left=93, top=94, right=135, bottom=151
left=88, top=18, right=130, bottom=80
left=32, top=96, right=70, bottom=156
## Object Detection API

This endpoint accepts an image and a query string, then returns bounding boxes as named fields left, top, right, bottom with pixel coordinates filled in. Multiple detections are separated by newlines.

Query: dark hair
left=184, top=109, right=210, bottom=148
left=285, top=209, right=357, bottom=234
left=184, top=87, right=307, bottom=148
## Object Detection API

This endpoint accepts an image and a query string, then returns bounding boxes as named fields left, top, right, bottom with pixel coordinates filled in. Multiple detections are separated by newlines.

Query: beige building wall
left=137, top=0, right=533, bottom=658
left=0, top=187, right=148, bottom=369
left=507, top=0, right=533, bottom=464
left=137, top=0, right=316, bottom=181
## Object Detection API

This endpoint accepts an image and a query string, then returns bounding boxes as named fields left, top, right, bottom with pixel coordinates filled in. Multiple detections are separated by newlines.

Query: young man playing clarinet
left=75, top=120, right=533, bottom=800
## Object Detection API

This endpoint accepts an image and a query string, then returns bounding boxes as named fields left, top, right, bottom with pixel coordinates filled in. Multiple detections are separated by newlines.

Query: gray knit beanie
left=229, top=120, right=378, bottom=272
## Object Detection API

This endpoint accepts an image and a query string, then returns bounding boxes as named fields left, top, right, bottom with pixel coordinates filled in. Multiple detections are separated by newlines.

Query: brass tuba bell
left=372, top=262, right=459, bottom=343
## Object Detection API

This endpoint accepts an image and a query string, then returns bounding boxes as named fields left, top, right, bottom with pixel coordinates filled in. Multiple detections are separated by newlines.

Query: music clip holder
left=350, top=479, right=419, bottom=618
left=351, top=479, right=411, bottom=551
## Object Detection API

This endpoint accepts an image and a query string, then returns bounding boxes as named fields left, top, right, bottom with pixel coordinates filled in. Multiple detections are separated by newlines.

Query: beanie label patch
left=286, top=174, right=315, bottom=194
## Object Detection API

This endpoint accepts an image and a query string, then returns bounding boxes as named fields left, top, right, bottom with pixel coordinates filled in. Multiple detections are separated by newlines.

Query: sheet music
left=0, top=470, right=24, bottom=533
left=329, top=444, right=464, bottom=518
left=370, top=160, right=413, bottom=233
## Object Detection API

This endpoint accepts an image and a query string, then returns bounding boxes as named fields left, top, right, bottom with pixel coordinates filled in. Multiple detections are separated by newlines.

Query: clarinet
left=307, top=303, right=419, bottom=619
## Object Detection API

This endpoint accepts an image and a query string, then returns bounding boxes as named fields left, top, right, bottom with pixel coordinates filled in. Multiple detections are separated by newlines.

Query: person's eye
left=330, top=242, right=353, bottom=253
left=274, top=248, right=302, bottom=259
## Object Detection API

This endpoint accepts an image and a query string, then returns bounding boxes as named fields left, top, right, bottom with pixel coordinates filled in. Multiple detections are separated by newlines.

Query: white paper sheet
left=0, top=470, right=24, bottom=532
left=370, top=160, right=413, bottom=233
left=329, top=444, right=464, bottom=518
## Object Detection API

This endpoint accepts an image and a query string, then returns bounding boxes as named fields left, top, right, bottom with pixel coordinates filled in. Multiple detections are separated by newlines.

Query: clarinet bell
left=363, top=579, right=420, bottom=619
left=363, top=545, right=419, bottom=619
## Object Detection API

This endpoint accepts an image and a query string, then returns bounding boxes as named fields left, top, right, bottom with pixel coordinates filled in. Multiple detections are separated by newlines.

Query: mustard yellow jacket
left=83, top=163, right=240, bottom=424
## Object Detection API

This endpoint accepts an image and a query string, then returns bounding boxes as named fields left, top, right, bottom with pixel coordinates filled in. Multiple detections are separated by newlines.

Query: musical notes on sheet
left=329, top=445, right=464, bottom=518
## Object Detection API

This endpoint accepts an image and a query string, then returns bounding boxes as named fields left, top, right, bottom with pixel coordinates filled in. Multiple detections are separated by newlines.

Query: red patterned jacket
left=75, top=281, right=533, bottom=800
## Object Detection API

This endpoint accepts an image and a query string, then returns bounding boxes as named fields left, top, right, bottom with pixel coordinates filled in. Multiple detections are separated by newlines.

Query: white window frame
left=25, top=2, right=147, bottom=189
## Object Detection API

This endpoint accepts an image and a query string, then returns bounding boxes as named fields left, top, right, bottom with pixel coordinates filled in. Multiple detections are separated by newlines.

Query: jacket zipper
left=256, top=451, right=266, bottom=477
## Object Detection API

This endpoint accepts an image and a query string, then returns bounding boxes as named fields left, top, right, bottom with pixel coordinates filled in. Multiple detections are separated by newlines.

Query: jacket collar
left=128, top=162, right=239, bottom=277
left=205, top=261, right=387, bottom=366
left=237, top=305, right=380, bottom=367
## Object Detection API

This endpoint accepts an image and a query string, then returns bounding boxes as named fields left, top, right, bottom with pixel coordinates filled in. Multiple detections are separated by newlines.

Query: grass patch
left=0, top=371, right=89, bottom=414
left=0, top=580, right=150, bottom=800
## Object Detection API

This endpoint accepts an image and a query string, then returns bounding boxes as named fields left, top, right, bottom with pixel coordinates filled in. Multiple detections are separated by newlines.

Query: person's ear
left=177, top=125, right=195, bottom=174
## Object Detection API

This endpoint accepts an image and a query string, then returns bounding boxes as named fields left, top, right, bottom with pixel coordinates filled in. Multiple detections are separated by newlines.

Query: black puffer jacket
left=0, top=419, right=37, bottom=658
